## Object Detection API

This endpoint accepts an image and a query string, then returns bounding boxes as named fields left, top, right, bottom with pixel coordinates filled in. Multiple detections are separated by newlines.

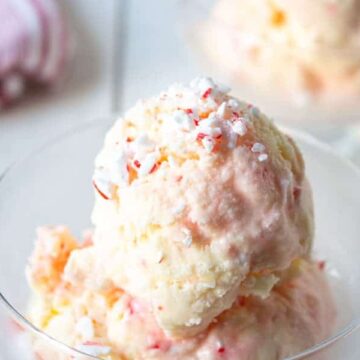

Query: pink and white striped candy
left=0, top=0, right=72, bottom=107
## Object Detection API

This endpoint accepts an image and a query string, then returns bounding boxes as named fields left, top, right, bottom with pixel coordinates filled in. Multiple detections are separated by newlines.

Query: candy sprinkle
left=216, top=340, right=226, bottom=354
left=196, top=133, right=207, bottom=141
left=76, top=342, right=111, bottom=357
left=232, top=120, right=247, bottom=136
left=92, top=179, right=112, bottom=200
left=202, top=88, right=212, bottom=99
left=182, top=228, right=193, bottom=247
left=202, top=136, right=216, bottom=153
left=258, top=154, right=268, bottom=162
left=138, top=153, right=158, bottom=177
left=251, top=143, right=265, bottom=153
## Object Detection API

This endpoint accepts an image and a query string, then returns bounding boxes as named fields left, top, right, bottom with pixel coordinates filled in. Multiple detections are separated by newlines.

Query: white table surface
left=0, top=0, right=115, bottom=175
left=0, top=0, right=200, bottom=175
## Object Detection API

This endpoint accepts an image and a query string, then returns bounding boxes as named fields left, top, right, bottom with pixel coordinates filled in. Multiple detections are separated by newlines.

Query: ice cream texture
left=26, top=78, right=335, bottom=359
left=203, top=0, right=360, bottom=100
left=28, top=236, right=335, bottom=360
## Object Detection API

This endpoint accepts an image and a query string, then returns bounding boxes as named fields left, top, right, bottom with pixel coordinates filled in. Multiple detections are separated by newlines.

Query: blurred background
left=2, top=0, right=360, bottom=179
left=0, top=0, right=200, bottom=176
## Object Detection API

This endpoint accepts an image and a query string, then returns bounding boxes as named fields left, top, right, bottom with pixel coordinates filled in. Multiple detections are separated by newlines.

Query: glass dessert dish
left=0, top=118, right=360, bottom=359
left=178, top=0, right=360, bottom=127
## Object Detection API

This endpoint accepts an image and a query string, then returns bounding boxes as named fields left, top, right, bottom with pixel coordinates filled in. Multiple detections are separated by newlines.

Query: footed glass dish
left=0, top=120, right=359, bottom=359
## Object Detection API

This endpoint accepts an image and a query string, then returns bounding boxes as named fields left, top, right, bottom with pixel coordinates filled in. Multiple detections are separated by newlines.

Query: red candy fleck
left=149, top=343, right=161, bottom=350
left=150, top=162, right=160, bottom=174
left=217, top=346, right=226, bottom=354
left=185, top=108, right=193, bottom=114
left=194, top=119, right=199, bottom=126
left=196, top=133, right=207, bottom=141
left=134, top=159, right=141, bottom=168
left=214, top=134, right=222, bottom=140
left=147, top=339, right=172, bottom=352
left=293, top=186, right=301, bottom=200
left=202, top=88, right=212, bottom=99
left=318, top=261, right=326, bottom=271
left=92, top=180, right=110, bottom=200
left=237, top=296, right=246, bottom=307
left=128, top=300, right=137, bottom=315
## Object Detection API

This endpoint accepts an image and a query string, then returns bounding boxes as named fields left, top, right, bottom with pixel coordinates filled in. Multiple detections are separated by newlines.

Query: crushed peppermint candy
left=93, top=171, right=115, bottom=200
left=172, top=202, right=186, bottom=216
left=137, top=153, right=158, bottom=177
left=185, top=316, right=202, bottom=326
left=93, top=78, right=273, bottom=193
left=216, top=102, right=229, bottom=118
left=227, top=98, right=242, bottom=112
left=190, top=76, right=230, bottom=100
left=76, top=342, right=111, bottom=357
left=171, top=110, right=195, bottom=132
left=132, top=134, right=156, bottom=159
left=251, top=143, right=266, bottom=153
left=182, top=228, right=193, bottom=247
left=216, top=340, right=226, bottom=354
left=202, top=136, right=216, bottom=153
left=75, top=316, right=94, bottom=340
left=232, top=120, right=247, bottom=136
left=202, top=87, right=212, bottom=99
left=258, top=153, right=268, bottom=162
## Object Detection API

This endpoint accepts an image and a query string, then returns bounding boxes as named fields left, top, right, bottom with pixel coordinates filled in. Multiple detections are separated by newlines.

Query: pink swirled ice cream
left=26, top=78, right=335, bottom=360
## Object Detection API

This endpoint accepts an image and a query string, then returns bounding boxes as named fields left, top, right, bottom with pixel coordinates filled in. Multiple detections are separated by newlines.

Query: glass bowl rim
left=0, top=118, right=360, bottom=360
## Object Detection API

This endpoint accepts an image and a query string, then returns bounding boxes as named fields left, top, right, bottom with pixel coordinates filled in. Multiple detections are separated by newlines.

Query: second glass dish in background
left=179, top=0, right=360, bottom=126
left=0, top=120, right=359, bottom=359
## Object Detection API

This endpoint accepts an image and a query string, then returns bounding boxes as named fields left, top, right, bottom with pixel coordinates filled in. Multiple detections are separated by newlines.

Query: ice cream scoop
left=65, top=77, right=315, bottom=338
left=27, top=228, right=335, bottom=360
left=26, top=78, right=337, bottom=360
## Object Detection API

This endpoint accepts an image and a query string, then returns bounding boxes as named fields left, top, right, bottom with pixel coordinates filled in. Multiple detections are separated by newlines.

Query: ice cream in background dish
left=201, top=0, right=360, bottom=102
left=26, top=78, right=335, bottom=359
left=0, top=0, right=72, bottom=107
